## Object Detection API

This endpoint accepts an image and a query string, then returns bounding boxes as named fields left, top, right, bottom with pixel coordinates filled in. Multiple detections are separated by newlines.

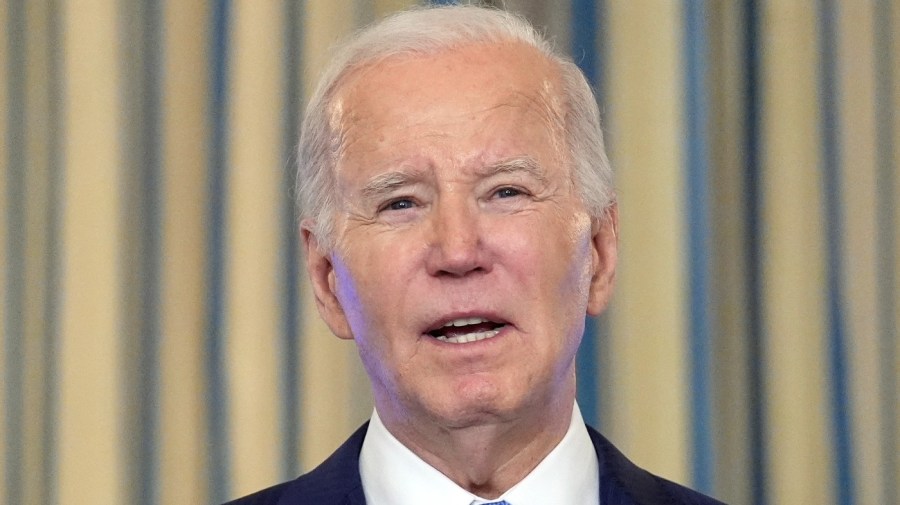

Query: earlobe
left=301, top=223, right=354, bottom=340
left=586, top=204, right=618, bottom=316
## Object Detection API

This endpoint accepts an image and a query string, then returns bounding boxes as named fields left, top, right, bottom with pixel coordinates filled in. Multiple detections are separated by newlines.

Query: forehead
left=329, top=41, right=567, bottom=175
left=334, top=41, right=562, bottom=109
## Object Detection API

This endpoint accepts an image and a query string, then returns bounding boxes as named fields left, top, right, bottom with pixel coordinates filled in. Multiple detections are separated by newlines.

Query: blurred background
left=2, top=0, right=898, bottom=503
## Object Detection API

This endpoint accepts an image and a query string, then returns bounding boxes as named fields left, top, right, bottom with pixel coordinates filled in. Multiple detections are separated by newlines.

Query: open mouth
left=425, top=317, right=507, bottom=344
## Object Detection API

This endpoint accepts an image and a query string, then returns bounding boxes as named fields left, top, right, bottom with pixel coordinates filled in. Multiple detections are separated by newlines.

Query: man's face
left=304, top=42, right=617, bottom=429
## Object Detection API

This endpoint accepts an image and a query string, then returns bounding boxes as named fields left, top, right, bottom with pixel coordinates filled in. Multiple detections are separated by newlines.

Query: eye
left=383, top=198, right=416, bottom=211
left=495, top=187, right=522, bottom=199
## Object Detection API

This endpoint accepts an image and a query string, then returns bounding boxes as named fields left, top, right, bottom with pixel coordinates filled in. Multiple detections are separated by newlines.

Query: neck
left=376, top=382, right=576, bottom=499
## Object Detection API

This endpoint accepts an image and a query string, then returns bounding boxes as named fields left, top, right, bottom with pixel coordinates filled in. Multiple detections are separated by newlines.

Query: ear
left=301, top=221, right=354, bottom=340
left=586, top=204, right=618, bottom=316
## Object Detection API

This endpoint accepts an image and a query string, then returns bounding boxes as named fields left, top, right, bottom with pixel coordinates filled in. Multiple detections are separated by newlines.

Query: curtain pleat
left=2, top=1, right=897, bottom=504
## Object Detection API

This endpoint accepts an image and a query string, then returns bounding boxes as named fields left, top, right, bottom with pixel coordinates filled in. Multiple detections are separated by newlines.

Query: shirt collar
left=359, top=403, right=599, bottom=505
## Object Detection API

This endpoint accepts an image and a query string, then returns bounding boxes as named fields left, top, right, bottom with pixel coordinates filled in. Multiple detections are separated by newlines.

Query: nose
left=425, top=197, right=488, bottom=278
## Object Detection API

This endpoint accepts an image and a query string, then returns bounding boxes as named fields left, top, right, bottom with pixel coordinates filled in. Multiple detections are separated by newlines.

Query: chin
left=422, top=379, right=528, bottom=429
left=427, top=404, right=509, bottom=430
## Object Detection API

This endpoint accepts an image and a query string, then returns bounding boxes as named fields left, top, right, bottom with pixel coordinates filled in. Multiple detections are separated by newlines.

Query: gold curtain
left=1, top=1, right=897, bottom=504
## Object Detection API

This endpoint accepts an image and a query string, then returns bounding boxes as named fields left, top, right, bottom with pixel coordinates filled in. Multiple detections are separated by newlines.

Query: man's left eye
left=495, top=187, right=522, bottom=198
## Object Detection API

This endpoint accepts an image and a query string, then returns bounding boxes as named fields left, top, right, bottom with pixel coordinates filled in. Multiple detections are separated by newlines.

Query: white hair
left=296, top=4, right=615, bottom=250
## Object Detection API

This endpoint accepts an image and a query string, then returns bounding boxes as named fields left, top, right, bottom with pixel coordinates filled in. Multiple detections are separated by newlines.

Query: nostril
left=436, top=265, right=486, bottom=278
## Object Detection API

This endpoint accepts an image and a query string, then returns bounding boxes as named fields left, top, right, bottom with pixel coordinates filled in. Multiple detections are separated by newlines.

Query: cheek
left=508, top=214, right=593, bottom=295
left=333, top=242, right=418, bottom=335
left=561, top=233, right=595, bottom=300
left=553, top=213, right=595, bottom=292
left=331, top=260, right=368, bottom=330
left=332, top=260, right=397, bottom=379
left=521, top=221, right=594, bottom=354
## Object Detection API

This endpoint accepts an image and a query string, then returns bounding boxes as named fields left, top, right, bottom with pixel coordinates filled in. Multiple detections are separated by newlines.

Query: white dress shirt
left=359, top=403, right=600, bottom=505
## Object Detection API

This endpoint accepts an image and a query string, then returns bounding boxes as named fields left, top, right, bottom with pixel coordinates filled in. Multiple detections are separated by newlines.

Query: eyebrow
left=478, top=156, right=549, bottom=184
left=359, top=155, right=548, bottom=199
left=360, top=169, right=425, bottom=199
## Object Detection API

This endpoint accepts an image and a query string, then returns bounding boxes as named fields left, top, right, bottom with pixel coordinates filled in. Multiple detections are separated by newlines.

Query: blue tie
left=481, top=502, right=510, bottom=505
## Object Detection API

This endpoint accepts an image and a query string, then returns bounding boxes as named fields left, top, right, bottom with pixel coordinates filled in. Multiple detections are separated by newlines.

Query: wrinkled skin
left=302, top=41, right=617, bottom=497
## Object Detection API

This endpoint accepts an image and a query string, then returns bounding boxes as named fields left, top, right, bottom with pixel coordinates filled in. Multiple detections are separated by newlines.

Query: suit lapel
left=276, top=423, right=369, bottom=505
left=588, top=425, right=676, bottom=505
left=338, top=486, right=367, bottom=505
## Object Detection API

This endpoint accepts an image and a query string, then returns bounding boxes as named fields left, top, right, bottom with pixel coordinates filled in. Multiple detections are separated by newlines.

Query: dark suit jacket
left=225, top=423, right=725, bottom=505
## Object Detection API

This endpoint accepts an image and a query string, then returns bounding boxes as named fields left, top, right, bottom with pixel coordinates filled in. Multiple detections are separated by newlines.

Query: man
left=229, top=5, right=723, bottom=505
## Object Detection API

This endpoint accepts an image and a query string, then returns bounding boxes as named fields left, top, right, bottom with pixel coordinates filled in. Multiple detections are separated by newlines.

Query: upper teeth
left=433, top=317, right=502, bottom=345
left=442, top=317, right=489, bottom=327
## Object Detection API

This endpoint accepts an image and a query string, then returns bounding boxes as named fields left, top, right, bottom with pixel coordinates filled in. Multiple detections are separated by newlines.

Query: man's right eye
left=384, top=199, right=415, bottom=211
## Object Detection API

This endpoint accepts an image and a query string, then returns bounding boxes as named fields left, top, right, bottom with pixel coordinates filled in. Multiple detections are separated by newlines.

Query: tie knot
left=479, top=501, right=510, bottom=505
